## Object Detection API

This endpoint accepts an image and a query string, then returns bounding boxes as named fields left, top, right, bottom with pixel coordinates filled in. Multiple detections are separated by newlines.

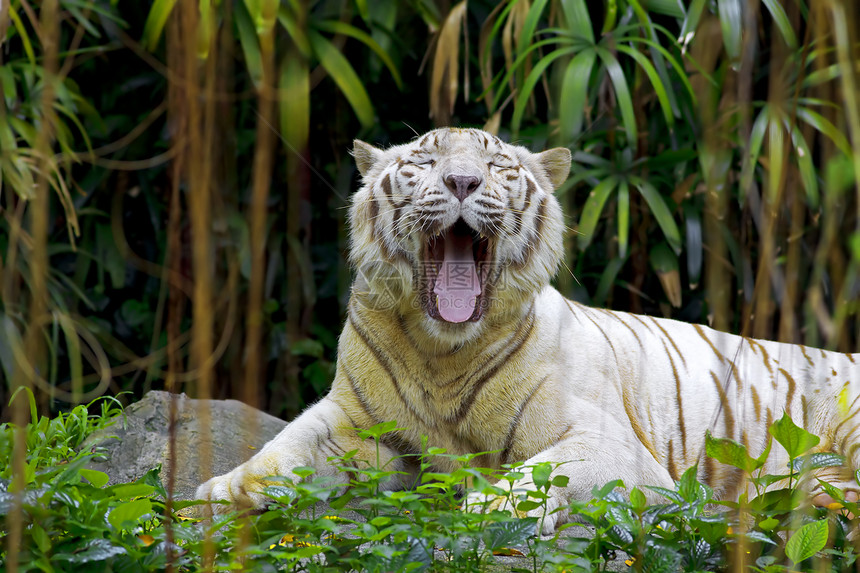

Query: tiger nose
left=444, top=174, right=482, bottom=202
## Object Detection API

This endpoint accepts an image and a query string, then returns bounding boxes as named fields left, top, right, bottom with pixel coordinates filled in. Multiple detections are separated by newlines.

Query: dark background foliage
left=1, top=0, right=858, bottom=421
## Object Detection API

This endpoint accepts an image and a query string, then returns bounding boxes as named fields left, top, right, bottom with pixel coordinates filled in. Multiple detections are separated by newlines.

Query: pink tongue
left=433, top=233, right=481, bottom=323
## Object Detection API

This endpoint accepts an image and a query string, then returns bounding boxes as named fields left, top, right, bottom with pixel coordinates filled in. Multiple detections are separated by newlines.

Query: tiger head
left=349, top=128, right=571, bottom=344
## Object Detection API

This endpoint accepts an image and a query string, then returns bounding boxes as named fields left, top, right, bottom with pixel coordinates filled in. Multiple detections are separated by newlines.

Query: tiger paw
left=195, top=466, right=275, bottom=514
left=463, top=490, right=566, bottom=535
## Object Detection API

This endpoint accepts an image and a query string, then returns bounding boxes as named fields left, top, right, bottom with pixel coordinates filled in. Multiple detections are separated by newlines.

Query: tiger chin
left=197, top=127, right=860, bottom=534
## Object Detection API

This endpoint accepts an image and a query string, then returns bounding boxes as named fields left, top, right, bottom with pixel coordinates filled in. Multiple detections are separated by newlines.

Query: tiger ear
left=353, top=140, right=383, bottom=177
left=536, top=147, right=572, bottom=190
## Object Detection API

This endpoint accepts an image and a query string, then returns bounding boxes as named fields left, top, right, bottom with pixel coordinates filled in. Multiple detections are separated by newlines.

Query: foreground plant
left=1, top=406, right=858, bottom=571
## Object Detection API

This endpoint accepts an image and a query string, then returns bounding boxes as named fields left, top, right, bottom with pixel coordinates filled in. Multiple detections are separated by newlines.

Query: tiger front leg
left=196, top=398, right=406, bottom=512
left=464, top=429, right=675, bottom=535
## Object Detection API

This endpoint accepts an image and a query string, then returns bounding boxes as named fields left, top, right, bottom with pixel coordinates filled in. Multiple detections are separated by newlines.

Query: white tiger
left=197, top=127, right=860, bottom=533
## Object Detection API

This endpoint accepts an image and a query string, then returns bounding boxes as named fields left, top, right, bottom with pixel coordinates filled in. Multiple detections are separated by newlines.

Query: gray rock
left=83, top=390, right=286, bottom=500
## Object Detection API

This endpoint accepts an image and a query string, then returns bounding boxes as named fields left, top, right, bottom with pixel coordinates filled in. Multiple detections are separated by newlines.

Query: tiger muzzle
left=422, top=219, right=491, bottom=323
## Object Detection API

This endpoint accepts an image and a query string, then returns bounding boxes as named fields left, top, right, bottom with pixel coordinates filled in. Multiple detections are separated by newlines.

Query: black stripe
left=693, top=324, right=727, bottom=364
left=744, top=337, right=773, bottom=375
left=599, top=309, right=643, bottom=347
left=344, top=367, right=382, bottom=426
left=347, top=306, right=435, bottom=428
left=382, top=172, right=409, bottom=208
left=453, top=304, right=536, bottom=421
left=563, top=299, right=587, bottom=326
left=778, top=367, right=796, bottom=416
left=750, top=385, right=761, bottom=422
left=666, top=440, right=678, bottom=481
left=647, top=317, right=688, bottom=370
left=501, top=374, right=550, bottom=463
left=660, top=337, right=687, bottom=460
left=533, top=197, right=546, bottom=244
left=509, top=177, right=537, bottom=236
left=578, top=307, right=619, bottom=363
left=710, top=370, right=735, bottom=438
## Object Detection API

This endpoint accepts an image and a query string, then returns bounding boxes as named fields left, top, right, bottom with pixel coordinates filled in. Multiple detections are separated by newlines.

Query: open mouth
left=423, top=220, right=491, bottom=323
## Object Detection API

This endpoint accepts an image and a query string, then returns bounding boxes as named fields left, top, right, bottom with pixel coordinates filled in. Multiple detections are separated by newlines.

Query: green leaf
left=595, top=48, right=637, bottom=147
left=679, top=0, right=707, bottom=51
left=0, top=317, right=25, bottom=398
left=740, top=106, right=769, bottom=197
left=601, top=0, right=617, bottom=33
left=279, top=49, right=309, bottom=150
left=355, top=0, right=370, bottom=23
left=705, top=431, right=759, bottom=473
left=80, top=468, right=110, bottom=488
left=532, top=462, right=552, bottom=490
left=617, top=180, right=630, bottom=258
left=308, top=31, right=374, bottom=128
left=63, top=538, right=126, bottom=564
left=795, top=107, right=853, bottom=157
left=357, top=420, right=402, bottom=440
left=789, top=123, right=819, bottom=209
left=108, top=498, right=152, bottom=530
left=276, top=4, right=310, bottom=56
left=290, top=338, right=323, bottom=358
left=816, top=479, right=847, bottom=503
left=761, top=0, right=798, bottom=48
left=490, top=37, right=570, bottom=112
left=483, top=519, right=537, bottom=550
left=678, top=465, right=701, bottom=503
left=516, top=0, right=551, bottom=60
left=141, top=0, right=179, bottom=51
left=643, top=0, right=684, bottom=18
left=766, top=116, right=785, bottom=203
left=511, top=46, right=578, bottom=135
left=790, top=452, right=845, bottom=473
left=247, top=0, right=277, bottom=37
left=684, top=202, right=702, bottom=285
left=785, top=520, right=828, bottom=564
left=313, top=20, right=403, bottom=90
left=645, top=485, right=683, bottom=503
left=629, top=487, right=647, bottom=512
left=742, top=530, right=778, bottom=546
left=235, top=0, right=264, bottom=87
left=577, top=175, right=619, bottom=250
left=616, top=44, right=674, bottom=126
left=627, top=0, right=680, bottom=115
left=31, top=523, right=51, bottom=552
left=9, top=6, right=36, bottom=64
left=558, top=49, right=596, bottom=143
left=768, top=412, right=819, bottom=459
left=717, top=0, right=742, bottom=63
left=263, top=485, right=298, bottom=503
left=559, top=0, right=594, bottom=43
left=110, top=483, right=156, bottom=499
left=594, top=256, right=626, bottom=305
left=515, top=500, right=542, bottom=512
left=635, top=180, right=682, bottom=254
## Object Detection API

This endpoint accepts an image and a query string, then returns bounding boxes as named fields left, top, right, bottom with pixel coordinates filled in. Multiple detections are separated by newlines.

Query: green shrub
left=1, top=408, right=858, bottom=571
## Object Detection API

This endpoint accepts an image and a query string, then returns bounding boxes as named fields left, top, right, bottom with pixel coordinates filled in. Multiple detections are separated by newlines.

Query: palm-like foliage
left=480, top=0, right=858, bottom=339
